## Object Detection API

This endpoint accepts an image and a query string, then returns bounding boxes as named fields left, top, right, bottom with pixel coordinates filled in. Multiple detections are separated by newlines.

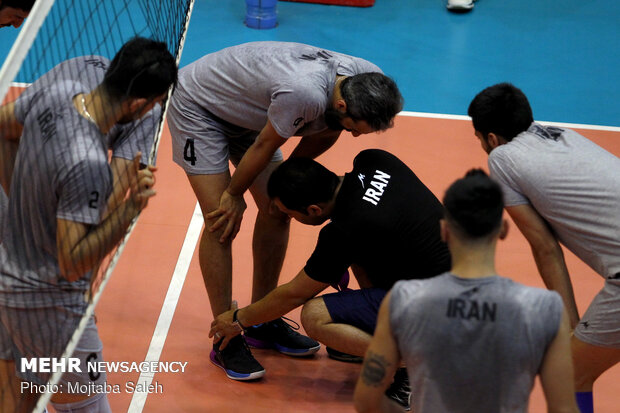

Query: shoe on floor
left=244, top=317, right=320, bottom=357
left=385, top=367, right=412, bottom=411
left=210, top=335, right=265, bottom=381
left=326, top=346, right=363, bottom=363
left=447, top=0, right=474, bottom=12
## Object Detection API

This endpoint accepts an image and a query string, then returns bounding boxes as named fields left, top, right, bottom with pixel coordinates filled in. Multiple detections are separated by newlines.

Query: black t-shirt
left=304, top=149, right=451, bottom=289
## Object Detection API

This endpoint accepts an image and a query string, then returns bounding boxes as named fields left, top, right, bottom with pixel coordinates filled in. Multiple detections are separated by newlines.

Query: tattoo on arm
left=361, top=350, right=390, bottom=387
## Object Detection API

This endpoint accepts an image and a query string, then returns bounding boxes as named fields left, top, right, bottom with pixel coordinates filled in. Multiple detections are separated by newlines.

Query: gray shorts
left=168, top=91, right=283, bottom=175
left=0, top=304, right=107, bottom=389
left=574, top=276, right=620, bottom=348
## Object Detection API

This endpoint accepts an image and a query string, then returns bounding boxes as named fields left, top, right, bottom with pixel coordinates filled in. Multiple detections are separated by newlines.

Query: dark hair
left=467, top=83, right=534, bottom=141
left=443, top=169, right=504, bottom=239
left=267, top=157, right=340, bottom=214
left=1, top=0, right=35, bottom=11
left=102, top=37, right=177, bottom=101
left=340, top=72, right=403, bottom=131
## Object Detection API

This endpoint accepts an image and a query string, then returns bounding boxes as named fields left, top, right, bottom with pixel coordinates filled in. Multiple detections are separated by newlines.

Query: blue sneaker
left=244, top=317, right=320, bottom=357
left=210, top=335, right=265, bottom=381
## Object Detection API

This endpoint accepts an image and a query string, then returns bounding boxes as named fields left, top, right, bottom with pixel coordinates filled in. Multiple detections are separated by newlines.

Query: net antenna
left=0, top=1, right=196, bottom=412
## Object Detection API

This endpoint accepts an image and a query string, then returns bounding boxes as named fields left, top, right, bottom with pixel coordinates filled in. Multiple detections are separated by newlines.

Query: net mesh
left=0, top=1, right=194, bottom=411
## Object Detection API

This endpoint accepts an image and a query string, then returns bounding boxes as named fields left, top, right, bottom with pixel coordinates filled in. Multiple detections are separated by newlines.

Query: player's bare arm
left=0, top=134, right=18, bottom=194
left=0, top=102, right=23, bottom=141
left=57, top=153, right=156, bottom=282
left=206, top=119, right=286, bottom=242
left=106, top=156, right=141, bottom=214
left=506, top=204, right=580, bottom=328
left=209, top=269, right=328, bottom=349
left=539, top=309, right=580, bottom=413
left=0, top=102, right=21, bottom=192
left=354, top=292, right=406, bottom=413
left=289, top=129, right=341, bottom=159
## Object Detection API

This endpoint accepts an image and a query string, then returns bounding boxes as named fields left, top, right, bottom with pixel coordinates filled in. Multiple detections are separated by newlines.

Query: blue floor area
left=182, top=0, right=619, bottom=127
left=2, top=0, right=619, bottom=126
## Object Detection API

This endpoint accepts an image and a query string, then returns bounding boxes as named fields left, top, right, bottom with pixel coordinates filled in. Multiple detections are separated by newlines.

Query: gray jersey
left=390, top=273, right=563, bottom=413
left=175, top=41, right=381, bottom=138
left=0, top=80, right=111, bottom=308
left=14, top=55, right=161, bottom=165
left=0, top=56, right=160, bottom=242
left=489, top=123, right=620, bottom=279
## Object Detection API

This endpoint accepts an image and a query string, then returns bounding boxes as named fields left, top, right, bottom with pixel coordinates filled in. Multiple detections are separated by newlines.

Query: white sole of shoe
left=209, top=350, right=266, bottom=381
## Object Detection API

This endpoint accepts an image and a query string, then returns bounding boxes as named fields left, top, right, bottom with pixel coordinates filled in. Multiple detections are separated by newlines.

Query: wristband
left=233, top=309, right=246, bottom=332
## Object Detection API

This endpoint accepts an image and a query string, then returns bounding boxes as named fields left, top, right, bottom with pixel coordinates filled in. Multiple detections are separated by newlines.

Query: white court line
left=119, top=109, right=617, bottom=412
left=398, top=110, right=620, bottom=133
left=127, top=202, right=203, bottom=413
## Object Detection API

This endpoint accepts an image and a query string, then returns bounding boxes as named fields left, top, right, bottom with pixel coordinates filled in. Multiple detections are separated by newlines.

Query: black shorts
left=322, top=288, right=387, bottom=334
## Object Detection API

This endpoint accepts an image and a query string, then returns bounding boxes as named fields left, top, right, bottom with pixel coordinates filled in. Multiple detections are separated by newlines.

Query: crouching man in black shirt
left=211, top=148, right=450, bottom=346
left=211, top=148, right=449, bottom=365
left=210, top=149, right=450, bottom=406
left=210, top=149, right=450, bottom=402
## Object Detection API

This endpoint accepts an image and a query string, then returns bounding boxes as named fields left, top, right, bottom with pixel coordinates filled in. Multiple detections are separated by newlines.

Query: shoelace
left=277, top=316, right=301, bottom=331
left=240, top=337, right=254, bottom=355
left=221, top=335, right=253, bottom=356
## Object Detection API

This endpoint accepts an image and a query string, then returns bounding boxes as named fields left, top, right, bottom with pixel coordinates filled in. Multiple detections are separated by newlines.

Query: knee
left=570, top=336, right=620, bottom=390
left=573, top=367, right=596, bottom=391
left=301, top=298, right=330, bottom=339
left=572, top=357, right=600, bottom=390
left=200, top=218, right=232, bottom=247
left=257, top=205, right=291, bottom=227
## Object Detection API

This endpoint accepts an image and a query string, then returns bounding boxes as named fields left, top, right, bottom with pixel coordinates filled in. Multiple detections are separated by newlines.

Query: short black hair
left=102, top=37, right=177, bottom=101
left=443, top=169, right=504, bottom=240
left=341, top=72, right=403, bottom=131
left=1, top=0, right=35, bottom=11
left=467, top=82, right=534, bottom=141
left=267, top=157, right=339, bottom=214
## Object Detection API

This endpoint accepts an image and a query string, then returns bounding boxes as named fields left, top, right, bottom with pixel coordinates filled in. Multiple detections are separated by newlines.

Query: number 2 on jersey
left=88, top=191, right=99, bottom=209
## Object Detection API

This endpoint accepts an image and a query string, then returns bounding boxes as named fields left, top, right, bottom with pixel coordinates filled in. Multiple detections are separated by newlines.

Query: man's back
left=489, top=123, right=620, bottom=279
left=305, top=149, right=450, bottom=289
left=176, top=41, right=380, bottom=136
left=390, top=273, right=563, bottom=413
left=335, top=149, right=450, bottom=283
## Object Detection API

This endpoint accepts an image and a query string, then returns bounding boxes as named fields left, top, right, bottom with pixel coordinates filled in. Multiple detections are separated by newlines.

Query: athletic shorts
left=168, top=91, right=283, bottom=175
left=0, top=304, right=107, bottom=389
left=574, top=276, right=620, bottom=348
left=322, top=288, right=388, bottom=334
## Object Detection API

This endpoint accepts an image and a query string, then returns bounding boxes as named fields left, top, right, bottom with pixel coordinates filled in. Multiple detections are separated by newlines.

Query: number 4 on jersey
left=184, top=138, right=197, bottom=166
